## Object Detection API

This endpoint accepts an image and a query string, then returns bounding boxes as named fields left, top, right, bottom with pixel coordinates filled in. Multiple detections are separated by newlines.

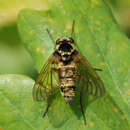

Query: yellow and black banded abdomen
left=59, top=67, right=76, bottom=104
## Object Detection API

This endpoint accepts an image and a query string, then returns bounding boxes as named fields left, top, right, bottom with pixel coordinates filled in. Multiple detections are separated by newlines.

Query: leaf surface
left=5, top=0, right=130, bottom=129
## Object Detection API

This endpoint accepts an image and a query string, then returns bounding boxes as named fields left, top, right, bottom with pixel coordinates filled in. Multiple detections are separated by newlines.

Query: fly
left=33, top=21, right=105, bottom=125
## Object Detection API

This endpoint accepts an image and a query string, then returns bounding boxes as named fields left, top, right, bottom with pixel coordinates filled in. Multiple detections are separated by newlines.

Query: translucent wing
left=33, top=54, right=58, bottom=101
left=75, top=52, right=105, bottom=98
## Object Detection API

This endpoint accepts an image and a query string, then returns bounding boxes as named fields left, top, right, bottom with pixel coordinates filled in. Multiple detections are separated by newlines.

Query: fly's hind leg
left=80, top=85, right=87, bottom=125
left=94, top=68, right=103, bottom=71
left=42, top=68, right=55, bottom=118
left=42, top=103, right=50, bottom=118
left=77, top=74, right=87, bottom=125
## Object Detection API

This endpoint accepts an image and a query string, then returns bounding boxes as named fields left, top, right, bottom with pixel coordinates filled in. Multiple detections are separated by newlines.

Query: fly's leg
left=94, top=68, right=103, bottom=71
left=77, top=73, right=87, bottom=125
left=42, top=103, right=50, bottom=117
left=42, top=68, right=56, bottom=118
left=80, top=85, right=87, bottom=125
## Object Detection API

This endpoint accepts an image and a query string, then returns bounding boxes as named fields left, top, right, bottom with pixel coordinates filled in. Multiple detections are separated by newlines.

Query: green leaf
left=18, top=0, right=130, bottom=129
left=0, top=74, right=61, bottom=130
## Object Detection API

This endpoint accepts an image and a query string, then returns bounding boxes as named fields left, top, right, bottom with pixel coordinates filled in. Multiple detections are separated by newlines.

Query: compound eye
left=69, top=37, right=74, bottom=43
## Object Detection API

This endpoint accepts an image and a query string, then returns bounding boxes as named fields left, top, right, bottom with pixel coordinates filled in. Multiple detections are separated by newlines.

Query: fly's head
left=55, top=37, right=75, bottom=61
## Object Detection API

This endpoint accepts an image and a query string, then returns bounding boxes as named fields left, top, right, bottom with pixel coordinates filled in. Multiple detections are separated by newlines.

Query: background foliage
left=0, top=0, right=130, bottom=77
left=0, top=0, right=130, bottom=130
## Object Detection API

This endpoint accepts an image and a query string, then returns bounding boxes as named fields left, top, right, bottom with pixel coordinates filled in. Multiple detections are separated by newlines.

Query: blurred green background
left=0, top=0, right=130, bottom=79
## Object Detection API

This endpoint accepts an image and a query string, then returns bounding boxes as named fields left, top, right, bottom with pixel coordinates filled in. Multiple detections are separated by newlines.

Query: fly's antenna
left=71, top=20, right=75, bottom=38
left=46, top=28, right=55, bottom=44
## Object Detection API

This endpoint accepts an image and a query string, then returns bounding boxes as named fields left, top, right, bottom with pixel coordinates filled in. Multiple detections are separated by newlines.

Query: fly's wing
left=75, top=52, right=105, bottom=98
left=33, top=54, right=58, bottom=101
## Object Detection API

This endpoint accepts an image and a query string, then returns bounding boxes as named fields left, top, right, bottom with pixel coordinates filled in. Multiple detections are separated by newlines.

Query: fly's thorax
left=54, top=37, right=77, bottom=62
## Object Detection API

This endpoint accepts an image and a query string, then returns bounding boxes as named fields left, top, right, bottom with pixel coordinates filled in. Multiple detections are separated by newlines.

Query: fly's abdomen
left=59, top=66, right=76, bottom=104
